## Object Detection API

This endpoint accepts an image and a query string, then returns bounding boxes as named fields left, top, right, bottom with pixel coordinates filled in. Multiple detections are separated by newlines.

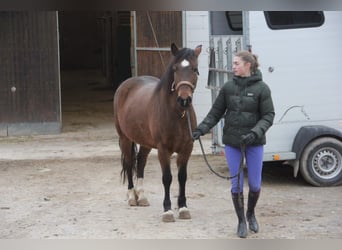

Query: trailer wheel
left=300, top=137, right=342, bottom=186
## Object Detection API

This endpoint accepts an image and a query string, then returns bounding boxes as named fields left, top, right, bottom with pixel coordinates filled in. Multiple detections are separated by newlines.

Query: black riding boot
left=231, top=193, right=247, bottom=238
left=246, top=190, right=260, bottom=233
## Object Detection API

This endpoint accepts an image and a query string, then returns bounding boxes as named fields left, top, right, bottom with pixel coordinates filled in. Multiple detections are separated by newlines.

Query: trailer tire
left=300, top=137, right=342, bottom=186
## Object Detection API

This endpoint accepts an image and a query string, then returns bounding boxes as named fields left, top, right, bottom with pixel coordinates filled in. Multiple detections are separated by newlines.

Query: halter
left=171, top=80, right=195, bottom=92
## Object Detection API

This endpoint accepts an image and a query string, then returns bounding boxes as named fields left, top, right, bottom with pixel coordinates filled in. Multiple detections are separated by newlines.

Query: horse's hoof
left=136, top=190, right=150, bottom=206
left=178, top=207, right=191, bottom=219
left=128, top=198, right=137, bottom=206
left=127, top=189, right=137, bottom=206
left=162, top=210, right=175, bottom=222
left=137, top=197, right=150, bottom=206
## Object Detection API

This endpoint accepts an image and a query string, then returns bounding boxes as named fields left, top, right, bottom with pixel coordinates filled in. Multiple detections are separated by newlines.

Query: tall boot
left=231, top=193, right=247, bottom=238
left=246, top=190, right=260, bottom=233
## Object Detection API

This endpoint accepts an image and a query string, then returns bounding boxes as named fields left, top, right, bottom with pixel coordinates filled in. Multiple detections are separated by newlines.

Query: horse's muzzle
left=177, top=96, right=192, bottom=108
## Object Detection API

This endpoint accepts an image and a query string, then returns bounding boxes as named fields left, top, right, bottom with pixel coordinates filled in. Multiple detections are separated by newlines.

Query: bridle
left=171, top=80, right=196, bottom=92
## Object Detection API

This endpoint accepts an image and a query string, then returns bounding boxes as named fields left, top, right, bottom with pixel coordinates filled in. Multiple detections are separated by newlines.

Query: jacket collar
left=233, top=69, right=262, bottom=86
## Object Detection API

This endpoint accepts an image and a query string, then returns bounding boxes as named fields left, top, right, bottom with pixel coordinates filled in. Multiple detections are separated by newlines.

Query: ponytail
left=235, top=51, right=259, bottom=74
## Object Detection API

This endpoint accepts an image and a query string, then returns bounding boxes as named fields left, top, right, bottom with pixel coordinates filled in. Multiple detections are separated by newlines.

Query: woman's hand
left=241, top=132, right=256, bottom=145
left=192, top=130, right=203, bottom=141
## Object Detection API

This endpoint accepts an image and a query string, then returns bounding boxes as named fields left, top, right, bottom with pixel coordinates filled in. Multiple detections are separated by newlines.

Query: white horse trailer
left=205, top=11, right=342, bottom=186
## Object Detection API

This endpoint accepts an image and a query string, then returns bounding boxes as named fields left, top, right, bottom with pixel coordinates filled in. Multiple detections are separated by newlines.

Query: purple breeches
left=224, top=145, right=264, bottom=194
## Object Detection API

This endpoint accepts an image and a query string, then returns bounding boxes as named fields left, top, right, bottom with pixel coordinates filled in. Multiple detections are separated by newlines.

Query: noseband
left=171, top=81, right=195, bottom=92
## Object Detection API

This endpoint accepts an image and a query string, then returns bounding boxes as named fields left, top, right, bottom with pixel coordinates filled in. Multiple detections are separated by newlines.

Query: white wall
left=184, top=11, right=212, bottom=124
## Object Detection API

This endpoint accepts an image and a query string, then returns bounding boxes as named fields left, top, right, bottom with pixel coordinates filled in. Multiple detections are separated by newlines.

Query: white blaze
left=181, top=59, right=190, bottom=67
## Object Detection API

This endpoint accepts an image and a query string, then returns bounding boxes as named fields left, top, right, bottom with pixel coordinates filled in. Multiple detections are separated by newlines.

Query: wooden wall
left=135, top=11, right=182, bottom=77
left=0, top=11, right=61, bottom=136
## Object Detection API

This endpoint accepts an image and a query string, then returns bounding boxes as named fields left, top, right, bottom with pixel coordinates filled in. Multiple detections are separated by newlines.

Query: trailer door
left=208, top=11, right=244, bottom=153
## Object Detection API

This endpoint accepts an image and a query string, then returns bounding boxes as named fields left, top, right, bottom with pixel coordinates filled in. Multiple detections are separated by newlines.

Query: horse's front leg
left=158, top=148, right=175, bottom=222
left=177, top=152, right=191, bottom=220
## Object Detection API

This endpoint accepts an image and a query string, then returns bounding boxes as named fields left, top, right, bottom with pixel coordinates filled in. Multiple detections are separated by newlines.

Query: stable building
left=0, top=11, right=211, bottom=136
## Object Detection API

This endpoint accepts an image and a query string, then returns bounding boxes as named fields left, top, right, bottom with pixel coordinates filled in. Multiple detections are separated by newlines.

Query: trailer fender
left=292, top=125, right=342, bottom=177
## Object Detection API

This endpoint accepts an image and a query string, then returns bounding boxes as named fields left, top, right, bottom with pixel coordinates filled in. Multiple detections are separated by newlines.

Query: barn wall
left=0, top=11, right=61, bottom=136
left=134, top=11, right=183, bottom=77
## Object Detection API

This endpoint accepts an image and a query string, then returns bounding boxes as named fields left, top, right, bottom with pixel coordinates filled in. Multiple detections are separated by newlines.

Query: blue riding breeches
left=224, top=145, right=264, bottom=194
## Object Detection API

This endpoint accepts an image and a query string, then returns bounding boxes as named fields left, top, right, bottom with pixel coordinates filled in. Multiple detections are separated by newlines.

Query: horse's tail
left=120, top=140, right=137, bottom=183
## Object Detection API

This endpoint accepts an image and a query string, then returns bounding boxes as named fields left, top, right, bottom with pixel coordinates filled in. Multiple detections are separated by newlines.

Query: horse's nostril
left=177, top=96, right=192, bottom=108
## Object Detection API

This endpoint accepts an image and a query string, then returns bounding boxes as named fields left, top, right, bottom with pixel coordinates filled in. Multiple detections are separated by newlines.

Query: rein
left=185, top=109, right=246, bottom=181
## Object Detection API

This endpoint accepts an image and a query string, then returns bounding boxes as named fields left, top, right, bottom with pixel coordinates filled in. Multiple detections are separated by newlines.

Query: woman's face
left=232, top=56, right=251, bottom=77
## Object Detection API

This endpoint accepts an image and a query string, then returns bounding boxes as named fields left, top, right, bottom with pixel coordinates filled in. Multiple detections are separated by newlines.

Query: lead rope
left=185, top=109, right=245, bottom=181
left=186, top=110, right=245, bottom=203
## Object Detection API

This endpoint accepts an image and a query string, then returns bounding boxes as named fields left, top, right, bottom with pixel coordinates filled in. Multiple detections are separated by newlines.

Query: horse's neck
left=155, top=80, right=181, bottom=114
left=157, top=77, right=173, bottom=98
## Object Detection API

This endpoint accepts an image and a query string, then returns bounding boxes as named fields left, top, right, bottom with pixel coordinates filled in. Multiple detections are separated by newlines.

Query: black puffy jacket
left=197, top=71, right=275, bottom=147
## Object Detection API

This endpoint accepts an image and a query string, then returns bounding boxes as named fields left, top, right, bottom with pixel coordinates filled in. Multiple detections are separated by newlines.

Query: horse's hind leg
left=119, top=135, right=138, bottom=206
left=135, top=146, right=151, bottom=206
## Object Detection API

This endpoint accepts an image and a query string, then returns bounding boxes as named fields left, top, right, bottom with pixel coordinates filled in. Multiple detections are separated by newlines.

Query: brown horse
left=113, top=43, right=202, bottom=222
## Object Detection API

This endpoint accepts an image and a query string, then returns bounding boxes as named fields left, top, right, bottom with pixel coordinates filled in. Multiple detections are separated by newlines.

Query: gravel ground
left=1, top=70, right=341, bottom=239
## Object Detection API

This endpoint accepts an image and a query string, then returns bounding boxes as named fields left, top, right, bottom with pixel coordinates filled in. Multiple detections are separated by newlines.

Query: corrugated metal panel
left=0, top=11, right=61, bottom=135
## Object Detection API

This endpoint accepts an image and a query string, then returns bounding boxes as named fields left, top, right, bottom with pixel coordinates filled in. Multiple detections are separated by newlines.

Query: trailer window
left=264, top=11, right=324, bottom=30
left=210, top=11, right=242, bottom=35
left=225, top=11, right=242, bottom=32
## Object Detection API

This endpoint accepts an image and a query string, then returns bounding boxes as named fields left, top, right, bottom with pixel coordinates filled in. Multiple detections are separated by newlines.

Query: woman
left=193, top=51, right=275, bottom=238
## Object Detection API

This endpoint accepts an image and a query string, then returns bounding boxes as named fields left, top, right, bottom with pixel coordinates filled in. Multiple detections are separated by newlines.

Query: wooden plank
left=136, top=50, right=172, bottom=77
left=136, top=11, right=182, bottom=48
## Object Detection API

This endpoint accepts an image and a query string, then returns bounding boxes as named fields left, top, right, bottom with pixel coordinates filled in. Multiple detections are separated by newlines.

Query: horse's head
left=171, top=43, right=202, bottom=108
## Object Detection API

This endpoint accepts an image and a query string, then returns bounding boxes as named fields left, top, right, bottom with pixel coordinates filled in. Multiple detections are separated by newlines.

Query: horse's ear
left=171, top=43, right=179, bottom=56
left=194, top=45, right=202, bottom=57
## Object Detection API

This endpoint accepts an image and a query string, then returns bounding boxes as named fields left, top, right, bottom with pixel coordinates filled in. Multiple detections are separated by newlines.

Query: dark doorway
left=57, top=11, right=131, bottom=132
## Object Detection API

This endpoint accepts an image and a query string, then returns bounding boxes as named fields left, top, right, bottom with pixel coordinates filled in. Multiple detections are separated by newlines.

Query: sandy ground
left=0, top=70, right=341, bottom=239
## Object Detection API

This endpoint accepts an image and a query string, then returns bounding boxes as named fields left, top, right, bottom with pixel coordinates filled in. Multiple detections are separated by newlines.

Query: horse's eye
left=194, top=68, right=199, bottom=75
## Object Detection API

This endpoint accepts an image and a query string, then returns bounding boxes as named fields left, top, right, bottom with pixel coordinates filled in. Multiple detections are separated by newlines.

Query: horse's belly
left=121, top=118, right=157, bottom=149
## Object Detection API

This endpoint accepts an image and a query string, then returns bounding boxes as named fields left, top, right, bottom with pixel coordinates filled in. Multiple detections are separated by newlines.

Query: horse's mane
left=155, top=47, right=197, bottom=93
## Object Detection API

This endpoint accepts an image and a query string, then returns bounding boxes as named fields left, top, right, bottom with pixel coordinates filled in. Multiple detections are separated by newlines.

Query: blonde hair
left=235, top=51, right=259, bottom=74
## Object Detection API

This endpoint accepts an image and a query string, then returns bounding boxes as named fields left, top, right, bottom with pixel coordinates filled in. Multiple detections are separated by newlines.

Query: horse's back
left=118, top=75, right=159, bottom=89
left=118, top=75, right=159, bottom=90
left=115, top=75, right=157, bottom=106
left=115, top=75, right=158, bottom=103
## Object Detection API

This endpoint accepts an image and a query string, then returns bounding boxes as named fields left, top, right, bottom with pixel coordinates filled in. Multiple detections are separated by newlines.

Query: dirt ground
left=1, top=70, right=341, bottom=239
